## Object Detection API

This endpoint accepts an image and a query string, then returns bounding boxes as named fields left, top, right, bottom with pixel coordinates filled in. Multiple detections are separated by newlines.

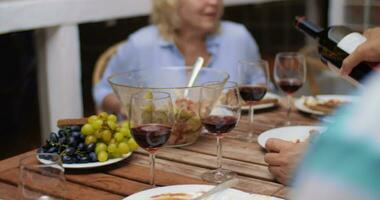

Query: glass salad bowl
left=108, top=67, right=229, bottom=147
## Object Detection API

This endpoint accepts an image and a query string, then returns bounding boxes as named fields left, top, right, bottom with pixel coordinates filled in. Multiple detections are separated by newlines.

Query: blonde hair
left=150, top=0, right=181, bottom=41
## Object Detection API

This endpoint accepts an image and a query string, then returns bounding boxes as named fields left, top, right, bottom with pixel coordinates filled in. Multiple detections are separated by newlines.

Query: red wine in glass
left=131, top=124, right=171, bottom=152
left=238, top=86, right=267, bottom=102
left=277, top=78, right=303, bottom=95
left=202, top=115, right=237, bottom=136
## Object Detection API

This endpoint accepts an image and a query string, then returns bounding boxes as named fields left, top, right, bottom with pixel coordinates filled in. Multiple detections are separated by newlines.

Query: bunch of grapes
left=81, top=112, right=139, bottom=162
left=39, top=125, right=98, bottom=164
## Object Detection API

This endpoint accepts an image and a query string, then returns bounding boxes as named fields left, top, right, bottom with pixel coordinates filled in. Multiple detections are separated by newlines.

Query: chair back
left=92, top=41, right=125, bottom=85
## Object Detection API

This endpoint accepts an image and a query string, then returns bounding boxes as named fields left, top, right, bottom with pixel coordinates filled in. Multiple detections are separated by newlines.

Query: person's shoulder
left=220, top=21, right=251, bottom=36
left=127, top=25, right=161, bottom=47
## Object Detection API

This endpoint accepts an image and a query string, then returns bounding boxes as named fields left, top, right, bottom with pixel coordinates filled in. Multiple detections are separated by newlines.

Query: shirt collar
left=158, top=31, right=222, bottom=48
left=158, top=37, right=174, bottom=48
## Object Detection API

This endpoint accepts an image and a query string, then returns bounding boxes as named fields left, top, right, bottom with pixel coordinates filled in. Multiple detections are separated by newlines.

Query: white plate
left=294, top=95, right=354, bottom=116
left=38, top=152, right=132, bottom=169
left=257, top=126, right=326, bottom=149
left=123, top=184, right=283, bottom=200
left=242, top=92, right=280, bottom=110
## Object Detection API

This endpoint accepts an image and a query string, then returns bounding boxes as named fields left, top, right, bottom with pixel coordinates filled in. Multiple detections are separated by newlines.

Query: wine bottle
left=294, top=16, right=374, bottom=83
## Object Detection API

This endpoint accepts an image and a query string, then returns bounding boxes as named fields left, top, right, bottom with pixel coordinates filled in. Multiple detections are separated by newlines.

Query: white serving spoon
left=184, top=57, right=204, bottom=97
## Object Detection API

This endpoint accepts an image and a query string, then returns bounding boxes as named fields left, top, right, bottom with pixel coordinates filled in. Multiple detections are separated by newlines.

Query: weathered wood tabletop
left=0, top=102, right=318, bottom=200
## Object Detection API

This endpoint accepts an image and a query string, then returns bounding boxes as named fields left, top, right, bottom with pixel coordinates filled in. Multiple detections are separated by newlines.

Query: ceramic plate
left=294, top=95, right=354, bottom=116
left=257, top=126, right=326, bottom=149
left=38, top=152, right=131, bottom=169
left=123, top=184, right=284, bottom=200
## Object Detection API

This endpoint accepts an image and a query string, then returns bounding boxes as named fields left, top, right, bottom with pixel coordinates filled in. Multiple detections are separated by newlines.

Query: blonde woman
left=94, top=0, right=261, bottom=114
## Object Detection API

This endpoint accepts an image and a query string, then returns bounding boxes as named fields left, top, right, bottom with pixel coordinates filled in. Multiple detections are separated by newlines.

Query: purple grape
left=89, top=152, right=97, bottom=162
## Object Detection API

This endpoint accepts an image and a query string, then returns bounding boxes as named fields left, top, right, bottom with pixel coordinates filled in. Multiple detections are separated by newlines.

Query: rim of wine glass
left=238, top=59, right=269, bottom=66
left=275, top=52, right=305, bottom=59
left=107, top=66, right=230, bottom=89
left=238, top=59, right=270, bottom=86
left=130, top=91, right=172, bottom=101
left=20, top=153, right=64, bottom=169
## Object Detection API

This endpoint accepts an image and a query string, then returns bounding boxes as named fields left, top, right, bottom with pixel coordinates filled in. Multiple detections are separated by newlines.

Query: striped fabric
left=293, top=73, right=380, bottom=200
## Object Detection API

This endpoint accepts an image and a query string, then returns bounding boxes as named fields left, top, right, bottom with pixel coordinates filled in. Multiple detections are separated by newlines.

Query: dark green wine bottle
left=294, top=16, right=373, bottom=83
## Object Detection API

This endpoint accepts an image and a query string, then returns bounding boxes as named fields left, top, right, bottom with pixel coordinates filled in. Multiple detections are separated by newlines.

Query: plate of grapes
left=38, top=113, right=139, bottom=169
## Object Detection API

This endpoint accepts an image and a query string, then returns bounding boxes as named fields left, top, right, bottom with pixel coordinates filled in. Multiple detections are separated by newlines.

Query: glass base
left=232, top=134, right=256, bottom=143
left=201, top=169, right=236, bottom=183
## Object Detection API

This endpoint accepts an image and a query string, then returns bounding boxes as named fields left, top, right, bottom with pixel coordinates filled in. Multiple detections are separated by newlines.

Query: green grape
left=94, top=129, right=103, bottom=139
left=107, top=143, right=117, bottom=154
left=119, top=127, right=131, bottom=138
left=107, top=114, right=117, bottom=123
left=99, top=112, right=108, bottom=120
left=85, top=135, right=97, bottom=144
left=109, top=138, right=117, bottom=144
left=143, top=103, right=154, bottom=112
left=95, top=143, right=107, bottom=154
left=118, top=142, right=130, bottom=154
left=127, top=138, right=139, bottom=151
left=114, top=132, right=124, bottom=142
left=81, top=124, right=95, bottom=135
left=107, top=121, right=117, bottom=131
left=97, top=151, right=108, bottom=162
left=110, top=152, right=122, bottom=158
left=88, top=115, right=99, bottom=124
left=121, top=121, right=130, bottom=129
left=143, top=90, right=153, bottom=99
left=115, top=127, right=121, bottom=132
left=122, top=138, right=129, bottom=143
left=91, top=119, right=103, bottom=130
left=101, top=130, right=112, bottom=143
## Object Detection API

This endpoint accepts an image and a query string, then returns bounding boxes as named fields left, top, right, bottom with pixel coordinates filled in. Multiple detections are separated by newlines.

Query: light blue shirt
left=94, top=21, right=261, bottom=106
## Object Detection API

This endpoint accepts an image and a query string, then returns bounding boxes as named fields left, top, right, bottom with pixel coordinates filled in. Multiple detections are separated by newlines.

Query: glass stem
left=287, top=95, right=292, bottom=124
left=248, top=105, right=255, bottom=141
left=216, top=137, right=223, bottom=170
left=149, top=153, right=156, bottom=187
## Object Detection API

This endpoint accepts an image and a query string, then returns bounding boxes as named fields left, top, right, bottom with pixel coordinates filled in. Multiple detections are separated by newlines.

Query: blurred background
left=0, top=0, right=379, bottom=159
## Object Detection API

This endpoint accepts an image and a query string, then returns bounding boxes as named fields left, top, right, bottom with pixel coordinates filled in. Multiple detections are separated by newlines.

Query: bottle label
left=337, top=32, right=367, bottom=54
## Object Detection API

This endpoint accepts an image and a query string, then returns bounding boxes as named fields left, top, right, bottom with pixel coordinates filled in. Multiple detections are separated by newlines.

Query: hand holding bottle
left=341, top=27, right=380, bottom=76
left=295, top=16, right=374, bottom=82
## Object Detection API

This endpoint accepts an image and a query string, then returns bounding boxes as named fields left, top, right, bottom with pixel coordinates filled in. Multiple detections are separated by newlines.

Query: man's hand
left=264, top=138, right=308, bottom=185
left=341, top=27, right=380, bottom=75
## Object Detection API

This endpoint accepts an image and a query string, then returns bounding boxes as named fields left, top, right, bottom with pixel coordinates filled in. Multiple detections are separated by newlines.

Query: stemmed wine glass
left=274, top=52, right=306, bottom=126
left=129, top=91, right=174, bottom=187
left=237, top=60, right=270, bottom=142
left=19, top=153, right=66, bottom=200
left=200, top=81, right=241, bottom=183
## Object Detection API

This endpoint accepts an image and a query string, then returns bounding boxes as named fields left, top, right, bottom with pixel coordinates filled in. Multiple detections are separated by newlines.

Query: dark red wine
left=202, top=116, right=237, bottom=135
left=131, top=124, right=171, bottom=152
left=239, top=86, right=267, bottom=102
left=277, top=79, right=303, bottom=94
left=294, top=16, right=374, bottom=83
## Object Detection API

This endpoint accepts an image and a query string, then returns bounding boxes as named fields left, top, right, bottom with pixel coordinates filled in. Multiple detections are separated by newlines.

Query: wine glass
left=19, top=153, right=66, bottom=200
left=129, top=91, right=174, bottom=187
left=200, top=81, right=241, bottom=183
left=274, top=52, right=306, bottom=126
left=237, top=59, right=270, bottom=142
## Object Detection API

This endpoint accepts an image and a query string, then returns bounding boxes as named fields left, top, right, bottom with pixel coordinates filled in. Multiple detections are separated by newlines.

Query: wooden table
left=0, top=103, right=317, bottom=200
